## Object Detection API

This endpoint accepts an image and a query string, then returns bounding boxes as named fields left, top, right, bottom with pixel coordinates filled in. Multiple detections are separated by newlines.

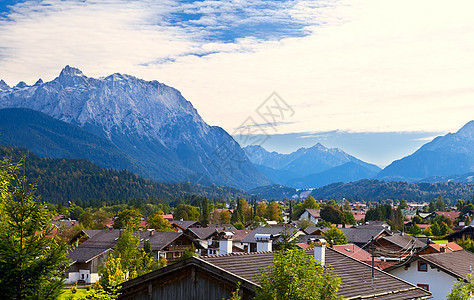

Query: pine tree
left=0, top=159, right=71, bottom=299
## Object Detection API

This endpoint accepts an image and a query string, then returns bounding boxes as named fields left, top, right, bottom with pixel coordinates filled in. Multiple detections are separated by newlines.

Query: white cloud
left=0, top=0, right=473, bottom=139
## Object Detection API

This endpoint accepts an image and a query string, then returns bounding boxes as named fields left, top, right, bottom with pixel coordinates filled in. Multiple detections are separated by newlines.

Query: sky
left=0, top=0, right=473, bottom=167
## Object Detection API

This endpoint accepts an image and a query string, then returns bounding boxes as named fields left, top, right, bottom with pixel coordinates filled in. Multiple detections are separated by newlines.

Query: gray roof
left=171, top=220, right=199, bottom=229
left=185, top=228, right=218, bottom=240
left=341, top=226, right=389, bottom=245
left=200, top=248, right=431, bottom=299
left=380, top=232, right=426, bottom=250
left=68, top=247, right=111, bottom=263
left=241, top=226, right=298, bottom=244
left=387, top=250, right=474, bottom=280
left=77, top=229, right=185, bottom=251
left=420, top=250, right=474, bottom=280
left=303, top=226, right=327, bottom=235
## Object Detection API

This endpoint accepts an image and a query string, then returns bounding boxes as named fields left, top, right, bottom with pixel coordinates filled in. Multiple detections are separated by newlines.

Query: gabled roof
left=341, top=226, right=389, bottom=245
left=68, top=247, right=112, bottom=264
left=428, top=242, right=463, bottom=253
left=76, top=229, right=186, bottom=251
left=420, top=250, right=474, bottom=280
left=185, top=228, right=218, bottom=240
left=200, top=248, right=431, bottom=299
left=332, top=243, right=381, bottom=265
left=299, top=208, right=321, bottom=218
left=379, top=233, right=426, bottom=250
left=303, top=226, right=327, bottom=235
left=171, top=220, right=199, bottom=230
left=387, top=250, right=474, bottom=281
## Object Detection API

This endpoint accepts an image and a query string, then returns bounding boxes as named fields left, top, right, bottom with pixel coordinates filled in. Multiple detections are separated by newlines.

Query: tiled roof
left=77, top=230, right=184, bottom=251
left=186, top=228, right=218, bottom=240
left=68, top=247, right=111, bottom=263
left=420, top=250, right=474, bottom=280
left=380, top=233, right=426, bottom=250
left=305, top=208, right=321, bottom=218
left=429, top=242, right=463, bottom=252
left=171, top=220, right=199, bottom=229
left=341, top=226, right=389, bottom=245
left=332, top=243, right=381, bottom=264
left=303, top=226, right=327, bottom=235
left=200, top=248, right=431, bottom=299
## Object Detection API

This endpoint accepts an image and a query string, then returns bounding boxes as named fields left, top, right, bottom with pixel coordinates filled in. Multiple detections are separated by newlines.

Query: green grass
left=433, top=239, right=448, bottom=244
left=60, top=288, right=89, bottom=300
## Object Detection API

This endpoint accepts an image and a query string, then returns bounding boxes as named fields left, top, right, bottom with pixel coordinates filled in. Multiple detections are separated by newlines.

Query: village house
left=66, top=229, right=199, bottom=284
left=386, top=250, right=474, bottom=299
left=445, top=220, right=474, bottom=242
left=297, top=208, right=322, bottom=224
left=118, top=246, right=431, bottom=300
left=171, top=220, right=202, bottom=232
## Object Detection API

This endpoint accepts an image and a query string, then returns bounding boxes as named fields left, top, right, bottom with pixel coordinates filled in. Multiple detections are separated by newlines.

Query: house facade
left=387, top=250, right=474, bottom=299
left=298, top=208, right=322, bottom=224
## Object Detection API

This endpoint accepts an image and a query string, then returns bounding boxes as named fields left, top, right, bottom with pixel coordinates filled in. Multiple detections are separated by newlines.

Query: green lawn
left=60, top=288, right=89, bottom=299
left=433, top=239, right=448, bottom=244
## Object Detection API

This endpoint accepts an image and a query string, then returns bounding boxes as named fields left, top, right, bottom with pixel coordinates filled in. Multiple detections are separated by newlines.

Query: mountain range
left=378, top=121, right=474, bottom=182
left=243, top=144, right=381, bottom=188
left=0, top=66, right=472, bottom=192
left=0, top=66, right=270, bottom=190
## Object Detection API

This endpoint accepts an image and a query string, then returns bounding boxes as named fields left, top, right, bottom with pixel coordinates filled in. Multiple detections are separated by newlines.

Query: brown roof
left=201, top=248, right=431, bottom=299
left=332, top=243, right=381, bottom=265
left=305, top=208, right=321, bottom=218
left=429, top=242, right=463, bottom=253
left=420, top=250, right=474, bottom=280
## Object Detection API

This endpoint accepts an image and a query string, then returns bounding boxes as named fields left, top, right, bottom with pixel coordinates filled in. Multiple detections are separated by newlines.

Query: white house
left=298, top=208, right=322, bottom=224
left=386, top=250, right=474, bottom=299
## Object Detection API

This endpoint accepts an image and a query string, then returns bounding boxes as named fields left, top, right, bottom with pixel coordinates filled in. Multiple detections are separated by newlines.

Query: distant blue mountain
left=0, top=66, right=271, bottom=190
left=378, top=121, right=474, bottom=181
left=243, top=144, right=381, bottom=188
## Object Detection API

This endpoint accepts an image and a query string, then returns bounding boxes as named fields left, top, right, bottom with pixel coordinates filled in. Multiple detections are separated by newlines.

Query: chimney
left=314, top=244, right=326, bottom=266
left=219, top=233, right=233, bottom=255
left=255, top=234, right=272, bottom=252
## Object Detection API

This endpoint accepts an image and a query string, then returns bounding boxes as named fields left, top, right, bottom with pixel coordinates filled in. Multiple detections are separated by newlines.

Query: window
left=417, top=284, right=429, bottom=291
left=417, top=261, right=427, bottom=272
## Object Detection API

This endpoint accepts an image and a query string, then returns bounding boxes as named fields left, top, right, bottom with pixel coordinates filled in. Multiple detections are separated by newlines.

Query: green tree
left=147, top=212, right=173, bottom=231
left=303, top=195, right=319, bottom=209
left=423, top=227, right=432, bottom=236
left=297, top=218, right=315, bottom=231
left=200, top=197, right=210, bottom=226
left=407, top=224, right=421, bottom=235
left=113, top=209, right=142, bottom=230
left=80, top=209, right=94, bottom=229
left=180, top=244, right=197, bottom=261
left=254, top=249, right=342, bottom=300
left=447, top=273, right=474, bottom=300
left=431, top=222, right=441, bottom=236
left=98, top=256, right=125, bottom=294
left=265, top=202, right=283, bottom=222
left=341, top=211, right=356, bottom=226
left=69, top=204, right=85, bottom=220
left=399, top=199, right=408, bottom=209
left=92, top=209, right=110, bottom=229
left=233, top=222, right=245, bottom=230
left=0, top=159, right=71, bottom=299
left=322, top=227, right=348, bottom=245
left=174, top=204, right=200, bottom=221
left=220, top=210, right=231, bottom=224
left=276, top=226, right=297, bottom=251
left=435, top=194, right=446, bottom=211
left=456, top=238, right=474, bottom=253
left=321, top=205, right=343, bottom=224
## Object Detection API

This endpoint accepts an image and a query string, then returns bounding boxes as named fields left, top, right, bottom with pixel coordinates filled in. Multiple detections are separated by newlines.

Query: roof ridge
left=201, top=251, right=274, bottom=258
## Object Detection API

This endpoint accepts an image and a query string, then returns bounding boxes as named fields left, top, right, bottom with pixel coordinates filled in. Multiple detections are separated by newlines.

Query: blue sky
left=0, top=0, right=473, bottom=166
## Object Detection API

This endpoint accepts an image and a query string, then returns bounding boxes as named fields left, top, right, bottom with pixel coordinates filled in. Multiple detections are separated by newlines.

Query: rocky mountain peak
left=59, top=65, right=84, bottom=77
left=0, top=80, right=10, bottom=91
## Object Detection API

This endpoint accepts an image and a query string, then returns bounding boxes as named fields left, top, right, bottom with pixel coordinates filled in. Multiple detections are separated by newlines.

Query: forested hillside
left=312, top=179, right=474, bottom=202
left=0, top=146, right=250, bottom=204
